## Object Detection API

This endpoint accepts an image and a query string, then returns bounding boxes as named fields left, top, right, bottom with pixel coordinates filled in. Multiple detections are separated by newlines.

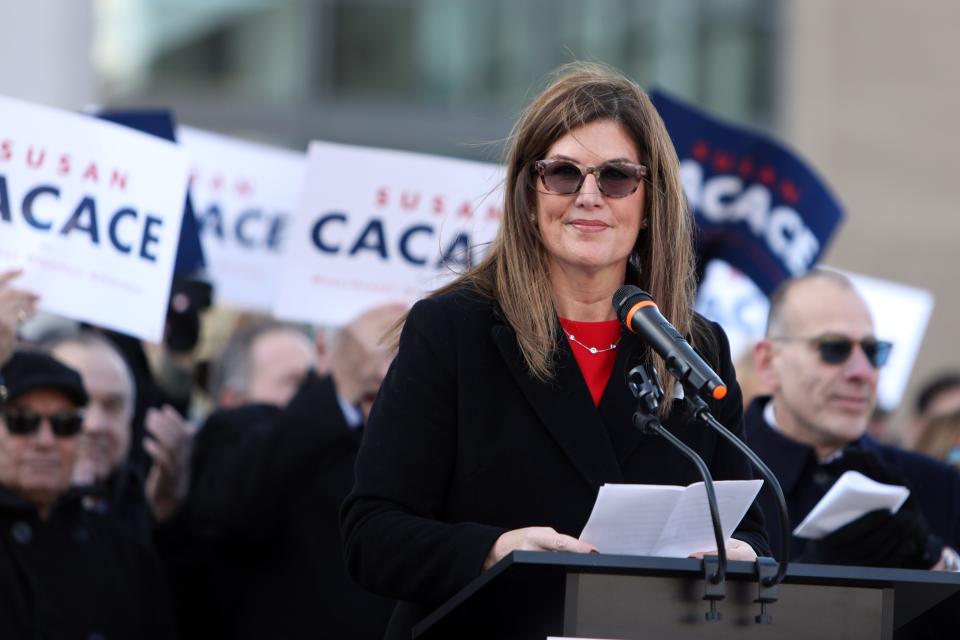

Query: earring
left=640, top=218, right=649, bottom=229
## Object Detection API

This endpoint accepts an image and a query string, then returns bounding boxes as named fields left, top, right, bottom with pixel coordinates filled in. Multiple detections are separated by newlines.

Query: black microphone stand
left=681, top=386, right=789, bottom=624
left=628, top=364, right=726, bottom=622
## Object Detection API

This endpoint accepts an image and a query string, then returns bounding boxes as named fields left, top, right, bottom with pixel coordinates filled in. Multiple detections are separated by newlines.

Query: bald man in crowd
left=747, top=269, right=960, bottom=570
left=49, top=331, right=193, bottom=530
left=173, top=304, right=404, bottom=640
left=51, top=333, right=134, bottom=487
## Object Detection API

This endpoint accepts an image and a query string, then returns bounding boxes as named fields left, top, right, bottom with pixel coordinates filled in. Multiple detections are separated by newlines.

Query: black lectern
left=412, top=552, right=960, bottom=639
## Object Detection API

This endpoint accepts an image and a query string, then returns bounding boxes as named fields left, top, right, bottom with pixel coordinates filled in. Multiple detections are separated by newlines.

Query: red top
left=559, top=318, right=622, bottom=406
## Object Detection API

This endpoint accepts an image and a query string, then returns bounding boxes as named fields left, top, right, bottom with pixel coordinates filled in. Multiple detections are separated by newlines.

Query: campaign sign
left=845, top=270, right=934, bottom=412
left=178, top=126, right=306, bottom=312
left=274, top=141, right=503, bottom=326
left=0, top=95, right=189, bottom=342
left=651, top=90, right=844, bottom=295
left=98, top=109, right=206, bottom=277
left=695, top=259, right=770, bottom=364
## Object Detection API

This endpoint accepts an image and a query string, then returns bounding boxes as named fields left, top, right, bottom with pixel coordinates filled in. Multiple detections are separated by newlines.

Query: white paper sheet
left=792, top=470, right=910, bottom=540
left=579, top=479, right=763, bottom=557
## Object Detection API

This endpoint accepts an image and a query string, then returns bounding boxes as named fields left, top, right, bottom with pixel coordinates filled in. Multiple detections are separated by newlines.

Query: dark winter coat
left=341, top=286, right=770, bottom=639
left=167, top=371, right=393, bottom=640
left=0, top=486, right=176, bottom=640
left=744, top=396, right=960, bottom=560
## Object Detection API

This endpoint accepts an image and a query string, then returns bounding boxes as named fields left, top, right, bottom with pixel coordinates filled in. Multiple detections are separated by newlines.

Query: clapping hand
left=144, top=405, right=195, bottom=522
left=0, top=270, right=39, bottom=366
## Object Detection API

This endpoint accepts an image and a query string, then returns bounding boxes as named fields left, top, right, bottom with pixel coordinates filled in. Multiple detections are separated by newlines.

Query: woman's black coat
left=341, top=286, right=769, bottom=637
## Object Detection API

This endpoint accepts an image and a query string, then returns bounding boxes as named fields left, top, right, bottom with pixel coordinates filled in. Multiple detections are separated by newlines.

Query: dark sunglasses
left=533, top=159, right=648, bottom=198
left=1, top=409, right=84, bottom=437
left=772, top=334, right=893, bottom=369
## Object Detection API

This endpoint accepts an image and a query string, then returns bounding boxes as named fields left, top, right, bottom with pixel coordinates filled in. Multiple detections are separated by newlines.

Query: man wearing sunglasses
left=0, top=350, right=176, bottom=638
left=0, top=351, right=87, bottom=520
left=745, top=269, right=960, bottom=571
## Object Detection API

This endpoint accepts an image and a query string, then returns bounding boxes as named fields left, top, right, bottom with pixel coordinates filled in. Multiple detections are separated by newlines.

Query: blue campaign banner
left=650, top=90, right=843, bottom=295
left=96, top=109, right=206, bottom=277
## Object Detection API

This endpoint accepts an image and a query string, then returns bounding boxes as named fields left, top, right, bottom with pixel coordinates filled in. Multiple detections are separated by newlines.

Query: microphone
left=613, top=285, right=727, bottom=401
left=628, top=363, right=727, bottom=621
left=617, top=286, right=792, bottom=603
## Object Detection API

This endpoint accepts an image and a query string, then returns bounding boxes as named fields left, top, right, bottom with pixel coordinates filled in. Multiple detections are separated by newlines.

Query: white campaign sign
left=0, top=95, right=189, bottom=342
left=274, top=141, right=504, bottom=326
left=695, top=259, right=770, bottom=363
left=179, top=126, right=306, bottom=312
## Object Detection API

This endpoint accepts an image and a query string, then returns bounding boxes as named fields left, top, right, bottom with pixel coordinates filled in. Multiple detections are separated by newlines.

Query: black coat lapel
left=597, top=330, right=651, bottom=465
left=490, top=322, right=623, bottom=491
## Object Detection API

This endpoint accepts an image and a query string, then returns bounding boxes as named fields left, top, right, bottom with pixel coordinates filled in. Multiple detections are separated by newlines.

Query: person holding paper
left=748, top=269, right=960, bottom=569
left=341, top=62, right=770, bottom=639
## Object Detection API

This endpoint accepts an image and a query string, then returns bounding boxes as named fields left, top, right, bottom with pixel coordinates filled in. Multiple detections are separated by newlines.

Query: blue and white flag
left=651, top=90, right=843, bottom=295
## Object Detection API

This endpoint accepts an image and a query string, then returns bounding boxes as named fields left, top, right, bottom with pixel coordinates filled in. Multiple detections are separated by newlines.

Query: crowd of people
left=1, top=63, right=959, bottom=639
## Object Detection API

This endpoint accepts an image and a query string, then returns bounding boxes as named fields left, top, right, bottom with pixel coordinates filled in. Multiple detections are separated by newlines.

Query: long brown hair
left=415, top=62, right=700, bottom=409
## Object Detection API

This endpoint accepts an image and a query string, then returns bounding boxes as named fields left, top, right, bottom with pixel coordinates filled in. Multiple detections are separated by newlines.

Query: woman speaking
left=341, top=62, right=770, bottom=637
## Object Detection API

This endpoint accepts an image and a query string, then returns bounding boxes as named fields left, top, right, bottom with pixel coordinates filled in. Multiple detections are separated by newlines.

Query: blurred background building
left=1, top=0, right=956, bottom=435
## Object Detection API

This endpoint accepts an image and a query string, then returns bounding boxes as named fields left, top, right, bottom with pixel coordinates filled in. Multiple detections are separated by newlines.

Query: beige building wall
left=781, top=0, right=960, bottom=431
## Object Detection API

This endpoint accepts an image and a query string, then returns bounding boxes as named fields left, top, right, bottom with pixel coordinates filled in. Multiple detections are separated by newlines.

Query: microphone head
left=612, top=285, right=653, bottom=324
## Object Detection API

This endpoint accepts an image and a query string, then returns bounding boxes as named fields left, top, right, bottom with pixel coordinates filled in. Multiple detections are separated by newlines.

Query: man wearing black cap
left=0, top=351, right=176, bottom=639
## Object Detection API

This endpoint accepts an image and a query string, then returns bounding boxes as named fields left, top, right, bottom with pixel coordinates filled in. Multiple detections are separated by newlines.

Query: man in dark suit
left=173, top=306, right=403, bottom=640
left=747, top=269, right=960, bottom=570
left=0, top=351, right=175, bottom=639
